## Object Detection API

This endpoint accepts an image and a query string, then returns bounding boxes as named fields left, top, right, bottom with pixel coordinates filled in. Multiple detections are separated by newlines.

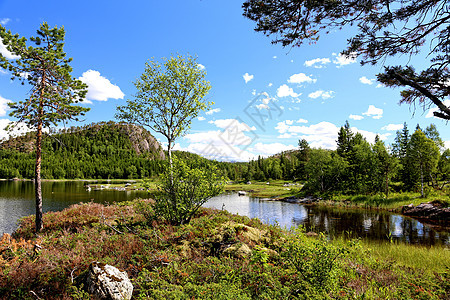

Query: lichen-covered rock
left=223, top=243, right=252, bottom=258
left=259, top=247, right=279, bottom=258
left=177, top=240, right=192, bottom=258
left=86, top=261, right=133, bottom=300
left=220, top=221, right=268, bottom=244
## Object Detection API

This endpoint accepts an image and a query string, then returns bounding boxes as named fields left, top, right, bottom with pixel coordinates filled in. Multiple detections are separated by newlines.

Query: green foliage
left=0, top=22, right=89, bottom=129
left=116, top=54, right=212, bottom=166
left=282, top=227, right=354, bottom=291
left=152, top=156, right=225, bottom=225
left=303, top=148, right=347, bottom=195
left=408, top=129, right=441, bottom=197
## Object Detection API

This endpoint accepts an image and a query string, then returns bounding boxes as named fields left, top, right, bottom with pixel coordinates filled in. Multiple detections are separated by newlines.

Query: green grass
left=328, top=190, right=450, bottom=211
left=362, top=240, right=450, bottom=273
left=225, top=180, right=302, bottom=198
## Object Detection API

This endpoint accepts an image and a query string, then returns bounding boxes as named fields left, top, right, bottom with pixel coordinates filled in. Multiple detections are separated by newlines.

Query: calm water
left=0, top=181, right=448, bottom=246
left=0, top=180, right=149, bottom=234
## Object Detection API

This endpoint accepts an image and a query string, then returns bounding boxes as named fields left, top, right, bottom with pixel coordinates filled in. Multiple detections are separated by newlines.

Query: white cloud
left=0, top=119, right=14, bottom=140
left=275, top=121, right=340, bottom=149
left=382, top=124, right=404, bottom=131
left=205, top=108, right=221, bottom=115
left=285, top=120, right=294, bottom=125
left=445, top=140, right=450, bottom=150
left=359, top=76, right=375, bottom=85
left=277, top=133, right=293, bottom=139
left=0, top=119, right=46, bottom=141
left=184, top=142, right=257, bottom=162
left=268, top=83, right=273, bottom=87
left=376, top=84, right=383, bottom=88
left=308, top=90, right=335, bottom=100
left=426, top=100, right=450, bottom=118
left=349, top=114, right=364, bottom=120
left=272, top=56, right=277, bottom=59
left=304, top=58, right=330, bottom=68
left=0, top=39, right=20, bottom=59
left=0, top=18, right=10, bottom=25
left=362, top=105, right=383, bottom=119
left=351, top=127, right=390, bottom=143
left=248, top=142, right=296, bottom=156
left=296, top=118, right=308, bottom=123
left=277, top=84, right=300, bottom=98
left=332, top=52, right=357, bottom=68
left=0, top=95, right=12, bottom=117
left=255, top=92, right=273, bottom=110
left=287, top=73, right=316, bottom=84
left=197, top=116, right=205, bottom=121
left=197, top=64, right=206, bottom=70
left=183, top=122, right=258, bottom=161
left=256, top=103, right=269, bottom=110
left=79, top=70, right=124, bottom=101
left=208, top=118, right=256, bottom=131
left=243, top=73, right=254, bottom=83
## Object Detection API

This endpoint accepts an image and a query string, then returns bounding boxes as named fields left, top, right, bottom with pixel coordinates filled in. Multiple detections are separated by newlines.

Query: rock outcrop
left=86, top=261, right=133, bottom=300
left=280, top=196, right=319, bottom=204
left=402, top=202, right=450, bottom=226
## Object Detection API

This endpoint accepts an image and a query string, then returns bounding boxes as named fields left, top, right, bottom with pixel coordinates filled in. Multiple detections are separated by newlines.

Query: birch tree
left=116, top=54, right=212, bottom=168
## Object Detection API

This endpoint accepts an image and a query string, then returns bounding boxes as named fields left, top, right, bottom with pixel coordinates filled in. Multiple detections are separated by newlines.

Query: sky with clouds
left=0, top=1, right=448, bottom=161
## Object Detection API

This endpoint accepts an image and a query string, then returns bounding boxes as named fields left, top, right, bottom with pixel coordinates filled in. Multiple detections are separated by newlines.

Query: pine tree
left=0, top=22, right=89, bottom=232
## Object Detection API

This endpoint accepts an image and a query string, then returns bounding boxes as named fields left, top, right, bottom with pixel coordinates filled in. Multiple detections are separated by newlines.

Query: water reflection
left=0, top=180, right=148, bottom=234
left=204, top=193, right=449, bottom=246
left=1, top=181, right=448, bottom=246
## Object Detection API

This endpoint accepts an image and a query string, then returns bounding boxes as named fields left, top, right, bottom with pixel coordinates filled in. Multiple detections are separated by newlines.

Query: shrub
left=152, top=157, right=225, bottom=225
left=281, top=227, right=355, bottom=292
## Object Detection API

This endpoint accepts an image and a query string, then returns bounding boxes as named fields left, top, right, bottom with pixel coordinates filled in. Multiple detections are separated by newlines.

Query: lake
left=0, top=180, right=448, bottom=246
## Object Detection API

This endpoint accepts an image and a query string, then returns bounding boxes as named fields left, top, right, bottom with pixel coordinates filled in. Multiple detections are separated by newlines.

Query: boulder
left=86, top=261, right=133, bottom=300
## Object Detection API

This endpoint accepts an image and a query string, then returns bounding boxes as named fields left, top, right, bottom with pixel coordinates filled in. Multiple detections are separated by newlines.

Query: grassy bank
left=225, top=180, right=301, bottom=198
left=322, top=190, right=450, bottom=213
left=226, top=181, right=450, bottom=212
left=0, top=200, right=448, bottom=299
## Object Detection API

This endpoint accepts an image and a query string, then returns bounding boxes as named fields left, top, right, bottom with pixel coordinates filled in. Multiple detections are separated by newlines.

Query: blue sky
left=0, top=0, right=448, bottom=161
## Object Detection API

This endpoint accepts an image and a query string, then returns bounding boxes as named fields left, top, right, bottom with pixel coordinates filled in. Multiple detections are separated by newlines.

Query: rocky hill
left=0, top=121, right=165, bottom=179
left=0, top=121, right=165, bottom=160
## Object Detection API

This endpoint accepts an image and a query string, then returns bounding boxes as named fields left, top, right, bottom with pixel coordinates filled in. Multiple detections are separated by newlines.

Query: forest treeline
left=0, top=122, right=166, bottom=179
left=240, top=122, right=449, bottom=196
left=1, top=121, right=449, bottom=196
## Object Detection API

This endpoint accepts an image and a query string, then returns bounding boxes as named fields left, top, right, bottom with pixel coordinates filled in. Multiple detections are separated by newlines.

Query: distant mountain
left=0, top=121, right=165, bottom=179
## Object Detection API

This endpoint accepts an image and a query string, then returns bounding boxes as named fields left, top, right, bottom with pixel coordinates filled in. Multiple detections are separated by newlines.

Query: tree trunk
left=167, top=141, right=173, bottom=170
left=35, top=119, right=43, bottom=233
left=385, top=169, right=389, bottom=199
left=420, top=166, right=424, bottom=198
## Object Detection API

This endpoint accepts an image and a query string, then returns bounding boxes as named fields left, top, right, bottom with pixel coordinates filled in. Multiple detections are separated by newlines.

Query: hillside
left=0, top=121, right=165, bottom=179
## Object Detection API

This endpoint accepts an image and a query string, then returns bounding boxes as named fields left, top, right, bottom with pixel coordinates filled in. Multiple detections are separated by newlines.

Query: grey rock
left=402, top=202, right=450, bottom=221
left=86, top=261, right=133, bottom=300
